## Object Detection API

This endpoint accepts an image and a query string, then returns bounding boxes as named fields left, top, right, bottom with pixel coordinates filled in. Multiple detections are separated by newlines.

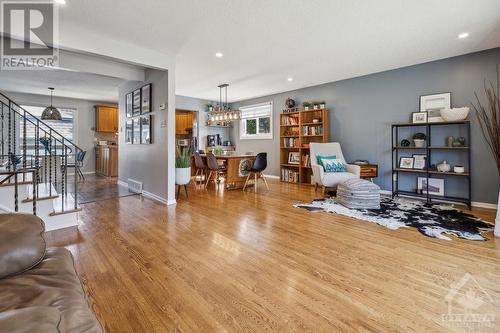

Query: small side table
left=356, top=163, right=378, bottom=181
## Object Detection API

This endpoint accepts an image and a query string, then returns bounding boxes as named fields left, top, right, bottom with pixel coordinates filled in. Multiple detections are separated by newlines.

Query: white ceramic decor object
left=440, top=107, right=470, bottom=121
left=176, top=167, right=191, bottom=185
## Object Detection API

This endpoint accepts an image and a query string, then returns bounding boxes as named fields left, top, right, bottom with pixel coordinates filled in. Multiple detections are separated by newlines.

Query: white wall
left=4, top=91, right=116, bottom=173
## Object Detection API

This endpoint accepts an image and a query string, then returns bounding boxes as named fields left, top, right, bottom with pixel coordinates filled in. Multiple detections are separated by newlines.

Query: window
left=20, top=105, right=75, bottom=154
left=239, top=102, right=273, bottom=140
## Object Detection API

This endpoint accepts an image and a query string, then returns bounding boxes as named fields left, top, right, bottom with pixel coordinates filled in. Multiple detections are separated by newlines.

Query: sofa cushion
left=321, top=158, right=347, bottom=172
left=0, top=307, right=61, bottom=333
left=316, top=154, right=336, bottom=165
left=0, top=214, right=46, bottom=279
left=0, top=248, right=102, bottom=333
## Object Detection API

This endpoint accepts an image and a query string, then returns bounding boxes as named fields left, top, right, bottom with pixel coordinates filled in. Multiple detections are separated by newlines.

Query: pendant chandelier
left=209, top=84, right=240, bottom=123
left=41, top=87, right=62, bottom=120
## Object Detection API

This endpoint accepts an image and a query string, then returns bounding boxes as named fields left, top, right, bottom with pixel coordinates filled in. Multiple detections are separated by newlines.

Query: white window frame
left=239, top=102, right=273, bottom=140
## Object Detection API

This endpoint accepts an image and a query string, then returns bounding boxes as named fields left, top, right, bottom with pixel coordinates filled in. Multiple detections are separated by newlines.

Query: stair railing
left=0, top=168, right=37, bottom=215
left=0, top=92, right=82, bottom=214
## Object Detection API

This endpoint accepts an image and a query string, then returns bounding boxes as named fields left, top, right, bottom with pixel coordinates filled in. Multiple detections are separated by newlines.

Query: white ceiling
left=8, top=0, right=500, bottom=102
left=0, top=70, right=124, bottom=103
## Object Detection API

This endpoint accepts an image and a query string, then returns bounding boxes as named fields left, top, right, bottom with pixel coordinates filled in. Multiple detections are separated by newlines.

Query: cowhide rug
left=294, top=196, right=494, bottom=241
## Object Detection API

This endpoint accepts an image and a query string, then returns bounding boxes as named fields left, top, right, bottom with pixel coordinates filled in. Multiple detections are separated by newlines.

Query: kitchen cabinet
left=95, top=145, right=118, bottom=177
left=175, top=112, right=193, bottom=134
left=95, top=105, right=118, bottom=133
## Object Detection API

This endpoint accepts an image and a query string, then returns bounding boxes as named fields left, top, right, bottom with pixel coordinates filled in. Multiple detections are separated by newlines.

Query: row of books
left=281, top=168, right=299, bottom=183
left=283, top=138, right=300, bottom=148
left=281, top=116, right=299, bottom=125
left=303, top=125, right=323, bottom=136
left=302, top=154, right=311, bottom=167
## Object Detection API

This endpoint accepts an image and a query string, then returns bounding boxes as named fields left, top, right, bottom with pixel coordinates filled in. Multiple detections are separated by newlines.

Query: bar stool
left=193, top=151, right=207, bottom=186
left=205, top=153, right=226, bottom=189
left=243, top=152, right=269, bottom=192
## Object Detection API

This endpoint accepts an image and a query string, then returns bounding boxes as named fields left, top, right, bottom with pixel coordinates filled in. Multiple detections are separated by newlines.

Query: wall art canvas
left=141, top=83, right=152, bottom=114
left=133, top=88, right=141, bottom=116
left=125, top=119, right=133, bottom=144
left=126, top=93, right=133, bottom=118
left=133, top=118, right=141, bottom=144
left=419, top=92, right=451, bottom=122
left=140, top=115, right=151, bottom=144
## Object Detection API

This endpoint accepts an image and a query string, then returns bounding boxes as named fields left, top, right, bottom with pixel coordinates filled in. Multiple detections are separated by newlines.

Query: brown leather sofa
left=0, top=213, right=103, bottom=332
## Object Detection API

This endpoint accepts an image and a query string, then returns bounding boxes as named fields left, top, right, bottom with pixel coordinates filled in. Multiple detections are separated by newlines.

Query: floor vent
left=127, top=178, right=143, bottom=193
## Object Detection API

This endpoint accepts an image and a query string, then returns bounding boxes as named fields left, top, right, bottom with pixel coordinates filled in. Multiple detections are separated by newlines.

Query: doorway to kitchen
left=175, top=110, right=199, bottom=151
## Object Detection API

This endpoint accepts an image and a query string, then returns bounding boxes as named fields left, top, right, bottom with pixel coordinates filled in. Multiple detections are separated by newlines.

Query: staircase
left=0, top=92, right=82, bottom=231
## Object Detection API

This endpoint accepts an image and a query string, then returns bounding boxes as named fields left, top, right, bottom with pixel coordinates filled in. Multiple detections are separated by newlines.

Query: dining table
left=194, top=153, right=256, bottom=190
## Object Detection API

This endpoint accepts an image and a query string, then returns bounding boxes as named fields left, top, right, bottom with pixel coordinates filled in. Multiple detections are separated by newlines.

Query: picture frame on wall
left=126, top=93, right=133, bottom=118
left=133, top=118, right=141, bottom=144
left=412, top=111, right=428, bottom=124
left=141, top=83, right=152, bottom=114
left=288, top=151, right=300, bottom=165
left=412, top=154, right=427, bottom=170
left=419, top=92, right=451, bottom=123
left=140, top=115, right=151, bottom=144
left=399, top=157, right=414, bottom=169
left=417, top=177, right=444, bottom=196
left=132, top=89, right=141, bottom=116
left=125, top=120, right=133, bottom=144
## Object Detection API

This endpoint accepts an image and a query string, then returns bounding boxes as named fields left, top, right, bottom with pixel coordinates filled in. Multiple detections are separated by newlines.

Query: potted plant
left=175, top=146, right=192, bottom=185
left=472, top=65, right=500, bottom=237
left=207, top=103, right=213, bottom=112
left=313, top=102, right=320, bottom=110
left=413, top=132, right=426, bottom=148
left=302, top=102, right=311, bottom=111
left=320, top=101, right=326, bottom=109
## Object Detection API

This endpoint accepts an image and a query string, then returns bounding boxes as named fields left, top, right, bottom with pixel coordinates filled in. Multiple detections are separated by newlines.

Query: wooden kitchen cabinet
left=175, top=112, right=193, bottom=134
left=95, top=105, right=118, bottom=133
left=95, top=146, right=118, bottom=177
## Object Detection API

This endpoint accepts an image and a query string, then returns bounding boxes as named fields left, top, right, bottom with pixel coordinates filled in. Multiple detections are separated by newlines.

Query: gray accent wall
left=118, top=69, right=170, bottom=200
left=231, top=47, right=500, bottom=204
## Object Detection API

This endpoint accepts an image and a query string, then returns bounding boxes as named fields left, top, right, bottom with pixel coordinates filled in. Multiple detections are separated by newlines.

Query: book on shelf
left=301, top=154, right=311, bottom=167
left=281, top=168, right=299, bottom=183
left=281, top=115, right=299, bottom=125
left=302, top=125, right=323, bottom=136
left=283, top=137, right=300, bottom=148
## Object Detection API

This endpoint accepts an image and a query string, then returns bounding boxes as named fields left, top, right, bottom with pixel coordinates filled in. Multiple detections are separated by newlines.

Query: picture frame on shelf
left=140, top=115, right=151, bottom=144
left=417, top=177, right=444, bottom=196
left=412, top=111, right=428, bottom=124
left=419, top=92, right=451, bottom=123
left=132, top=88, right=141, bottom=116
left=141, top=83, right=152, bottom=114
left=399, top=157, right=414, bottom=169
left=125, top=120, right=133, bottom=144
left=288, top=151, right=300, bottom=165
left=132, top=118, right=141, bottom=144
left=126, top=93, right=133, bottom=118
left=412, top=154, right=427, bottom=169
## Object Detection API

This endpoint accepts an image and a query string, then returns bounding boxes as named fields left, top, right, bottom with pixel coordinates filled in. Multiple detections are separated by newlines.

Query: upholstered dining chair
left=243, top=152, right=269, bottom=192
left=310, top=142, right=360, bottom=194
left=205, top=153, right=226, bottom=189
left=193, top=151, right=208, bottom=186
left=61, top=150, right=87, bottom=181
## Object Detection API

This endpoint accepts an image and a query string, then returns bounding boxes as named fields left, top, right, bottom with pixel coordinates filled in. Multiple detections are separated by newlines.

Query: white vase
left=176, top=167, right=191, bottom=185
left=496, top=189, right=500, bottom=238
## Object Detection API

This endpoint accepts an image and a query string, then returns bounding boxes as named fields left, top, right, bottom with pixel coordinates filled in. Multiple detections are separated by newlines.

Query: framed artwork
left=417, top=177, right=444, bottom=196
left=133, top=118, right=141, bottom=144
left=125, top=120, right=133, bottom=144
left=126, top=93, right=133, bottom=118
left=399, top=157, right=414, bottom=169
left=412, top=154, right=427, bottom=170
left=140, top=115, right=151, bottom=144
left=141, top=83, right=152, bottom=114
left=133, top=89, right=141, bottom=116
left=288, top=151, right=300, bottom=165
left=419, top=92, right=451, bottom=123
left=412, top=111, right=427, bottom=124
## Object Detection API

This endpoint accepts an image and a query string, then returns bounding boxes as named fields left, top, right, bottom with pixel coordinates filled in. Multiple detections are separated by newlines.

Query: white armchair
left=310, top=142, right=360, bottom=193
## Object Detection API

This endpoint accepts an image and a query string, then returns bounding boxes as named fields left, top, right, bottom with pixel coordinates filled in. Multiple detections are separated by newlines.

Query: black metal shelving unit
left=391, top=120, right=471, bottom=208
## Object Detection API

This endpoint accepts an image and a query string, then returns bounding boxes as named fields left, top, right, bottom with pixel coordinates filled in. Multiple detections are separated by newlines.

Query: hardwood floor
left=46, top=179, right=500, bottom=332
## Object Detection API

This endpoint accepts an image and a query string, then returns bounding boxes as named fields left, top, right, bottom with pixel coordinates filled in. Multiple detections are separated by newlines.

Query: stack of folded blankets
left=336, top=178, right=381, bottom=209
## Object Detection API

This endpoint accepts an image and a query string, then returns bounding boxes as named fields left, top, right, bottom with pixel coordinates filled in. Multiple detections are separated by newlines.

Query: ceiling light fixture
left=54, top=0, right=66, bottom=4
left=458, top=32, right=469, bottom=39
left=287, top=77, right=293, bottom=82
left=215, top=52, right=223, bottom=58
left=41, top=87, right=62, bottom=121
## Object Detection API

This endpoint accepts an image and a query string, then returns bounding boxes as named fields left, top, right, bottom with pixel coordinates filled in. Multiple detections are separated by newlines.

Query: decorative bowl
left=454, top=166, right=465, bottom=174
left=440, top=107, right=470, bottom=121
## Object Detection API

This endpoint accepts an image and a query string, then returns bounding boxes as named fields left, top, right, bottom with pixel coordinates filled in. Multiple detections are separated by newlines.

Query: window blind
left=239, top=103, right=272, bottom=119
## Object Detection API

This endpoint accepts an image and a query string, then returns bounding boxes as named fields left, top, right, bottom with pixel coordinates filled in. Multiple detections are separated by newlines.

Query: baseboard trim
left=379, top=190, right=496, bottom=209
left=142, top=190, right=169, bottom=205
left=117, top=180, right=128, bottom=187
left=0, top=203, right=13, bottom=213
left=66, top=171, right=95, bottom=176
left=264, top=174, right=280, bottom=179
left=167, top=199, right=177, bottom=205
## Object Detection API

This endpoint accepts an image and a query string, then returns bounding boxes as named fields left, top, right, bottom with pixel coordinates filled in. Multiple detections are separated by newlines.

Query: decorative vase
left=437, top=160, right=451, bottom=172
left=175, top=167, right=191, bottom=185
left=304, top=106, right=310, bottom=111
left=313, top=105, right=319, bottom=110
left=447, top=136, right=454, bottom=147
left=496, top=189, right=500, bottom=238
left=413, top=139, right=425, bottom=148
left=320, top=104, right=326, bottom=109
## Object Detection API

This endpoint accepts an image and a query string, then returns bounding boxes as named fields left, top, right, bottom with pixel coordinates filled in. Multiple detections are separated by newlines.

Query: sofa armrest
left=346, top=163, right=361, bottom=176
left=311, top=164, right=325, bottom=184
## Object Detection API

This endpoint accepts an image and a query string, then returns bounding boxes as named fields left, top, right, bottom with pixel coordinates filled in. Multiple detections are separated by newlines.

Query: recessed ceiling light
left=54, top=0, right=66, bottom=4
left=215, top=52, right=223, bottom=58
left=458, top=32, right=469, bottom=39
left=287, top=77, right=293, bottom=82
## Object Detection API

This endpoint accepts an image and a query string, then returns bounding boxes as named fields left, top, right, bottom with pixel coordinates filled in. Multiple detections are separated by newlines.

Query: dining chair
left=243, top=152, right=269, bottom=192
left=61, top=150, right=87, bottom=181
left=193, top=151, right=208, bottom=186
left=205, top=153, right=226, bottom=189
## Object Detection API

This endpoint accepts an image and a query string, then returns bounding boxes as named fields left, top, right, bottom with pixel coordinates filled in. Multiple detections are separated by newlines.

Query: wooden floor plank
left=46, top=178, right=499, bottom=333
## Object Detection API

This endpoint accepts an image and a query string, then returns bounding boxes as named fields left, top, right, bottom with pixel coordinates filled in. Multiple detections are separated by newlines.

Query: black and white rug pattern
left=294, top=196, right=494, bottom=241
